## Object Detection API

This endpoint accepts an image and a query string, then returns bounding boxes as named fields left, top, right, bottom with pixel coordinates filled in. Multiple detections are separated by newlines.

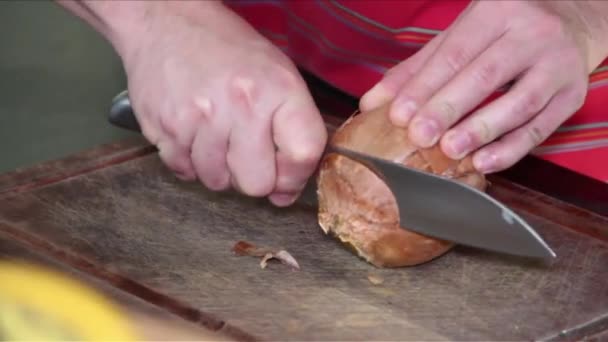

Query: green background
left=0, top=1, right=135, bottom=173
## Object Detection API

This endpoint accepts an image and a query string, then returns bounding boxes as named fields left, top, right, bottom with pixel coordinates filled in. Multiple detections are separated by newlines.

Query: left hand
left=360, top=0, right=608, bottom=173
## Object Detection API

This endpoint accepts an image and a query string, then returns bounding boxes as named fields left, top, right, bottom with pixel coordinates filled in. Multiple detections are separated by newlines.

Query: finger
left=134, top=100, right=197, bottom=180
left=414, top=34, right=544, bottom=159
left=160, top=96, right=210, bottom=149
left=132, top=97, right=165, bottom=148
left=472, top=84, right=586, bottom=173
left=266, top=153, right=311, bottom=207
left=438, top=58, right=564, bottom=159
left=157, top=138, right=197, bottom=181
left=190, top=99, right=232, bottom=191
left=269, top=92, right=326, bottom=207
left=155, top=99, right=213, bottom=181
left=359, top=30, right=447, bottom=113
left=359, top=1, right=478, bottom=113
left=225, top=77, right=277, bottom=197
left=139, top=114, right=162, bottom=146
left=393, top=12, right=508, bottom=146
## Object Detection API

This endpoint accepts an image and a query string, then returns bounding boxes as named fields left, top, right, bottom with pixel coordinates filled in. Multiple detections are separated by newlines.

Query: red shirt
left=225, top=0, right=608, bottom=182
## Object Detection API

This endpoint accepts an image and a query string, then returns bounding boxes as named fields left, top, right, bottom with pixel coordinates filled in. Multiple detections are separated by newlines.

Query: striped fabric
left=224, top=0, right=608, bottom=182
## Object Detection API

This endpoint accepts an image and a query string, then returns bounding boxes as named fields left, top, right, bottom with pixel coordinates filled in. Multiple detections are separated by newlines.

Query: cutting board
left=0, top=234, right=231, bottom=341
left=1, top=86, right=607, bottom=340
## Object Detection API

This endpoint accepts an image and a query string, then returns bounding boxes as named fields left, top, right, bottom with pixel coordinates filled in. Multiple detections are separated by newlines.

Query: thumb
left=359, top=30, right=447, bottom=120
left=269, top=93, right=327, bottom=206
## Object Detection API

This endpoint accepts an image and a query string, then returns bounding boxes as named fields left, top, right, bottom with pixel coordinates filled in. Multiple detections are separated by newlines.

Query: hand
left=115, top=2, right=326, bottom=206
left=360, top=0, right=608, bottom=173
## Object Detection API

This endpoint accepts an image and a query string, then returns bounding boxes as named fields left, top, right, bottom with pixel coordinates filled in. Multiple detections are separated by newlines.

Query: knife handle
left=109, top=90, right=141, bottom=133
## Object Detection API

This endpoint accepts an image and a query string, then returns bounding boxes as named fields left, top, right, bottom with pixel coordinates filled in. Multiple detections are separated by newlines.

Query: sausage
left=316, top=104, right=487, bottom=267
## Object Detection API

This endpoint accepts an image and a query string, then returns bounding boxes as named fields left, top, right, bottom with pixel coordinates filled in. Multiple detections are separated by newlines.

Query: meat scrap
left=367, top=273, right=384, bottom=285
left=232, top=241, right=269, bottom=257
left=232, top=241, right=300, bottom=270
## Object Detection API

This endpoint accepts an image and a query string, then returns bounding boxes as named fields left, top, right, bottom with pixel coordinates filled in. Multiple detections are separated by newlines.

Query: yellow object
left=0, top=261, right=139, bottom=341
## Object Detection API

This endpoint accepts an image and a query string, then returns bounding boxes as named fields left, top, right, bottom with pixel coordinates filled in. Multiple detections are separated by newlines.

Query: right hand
left=115, top=2, right=327, bottom=206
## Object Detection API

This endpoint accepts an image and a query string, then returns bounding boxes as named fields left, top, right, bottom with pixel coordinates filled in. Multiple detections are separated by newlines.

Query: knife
left=108, top=90, right=556, bottom=260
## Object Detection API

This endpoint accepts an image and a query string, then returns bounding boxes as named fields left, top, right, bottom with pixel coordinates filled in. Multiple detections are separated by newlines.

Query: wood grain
left=0, top=136, right=153, bottom=195
left=585, top=327, right=608, bottom=342
left=0, top=149, right=607, bottom=341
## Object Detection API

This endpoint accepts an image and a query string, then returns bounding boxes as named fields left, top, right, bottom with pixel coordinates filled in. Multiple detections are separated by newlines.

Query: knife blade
left=108, top=90, right=556, bottom=260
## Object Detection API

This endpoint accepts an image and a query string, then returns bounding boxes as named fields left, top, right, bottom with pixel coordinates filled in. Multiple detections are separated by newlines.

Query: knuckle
left=402, top=79, right=436, bottom=106
left=525, top=125, right=546, bottom=147
left=444, top=47, right=473, bottom=74
left=161, top=99, right=211, bottom=138
left=159, top=113, right=180, bottom=138
left=515, top=89, right=546, bottom=116
left=194, top=96, right=215, bottom=122
left=472, top=62, right=501, bottom=88
left=289, top=143, right=324, bottom=167
left=226, top=65, right=300, bottom=112
left=470, top=117, right=493, bottom=144
left=434, top=100, right=460, bottom=124
left=227, top=74, right=259, bottom=108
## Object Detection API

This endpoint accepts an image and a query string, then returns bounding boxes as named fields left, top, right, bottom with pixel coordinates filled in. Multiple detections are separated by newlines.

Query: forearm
left=54, top=0, right=223, bottom=59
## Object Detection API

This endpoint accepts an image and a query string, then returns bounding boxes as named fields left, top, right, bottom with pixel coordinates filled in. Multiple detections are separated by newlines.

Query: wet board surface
left=0, top=131, right=607, bottom=341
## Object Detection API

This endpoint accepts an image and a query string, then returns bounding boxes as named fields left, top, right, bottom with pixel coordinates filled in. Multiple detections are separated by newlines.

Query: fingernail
left=269, top=193, right=298, bottom=207
left=410, top=117, right=440, bottom=147
left=205, top=173, right=231, bottom=192
left=444, top=131, right=471, bottom=159
left=391, top=98, right=418, bottom=126
left=361, top=83, right=393, bottom=109
left=474, top=151, right=498, bottom=173
left=174, top=171, right=194, bottom=181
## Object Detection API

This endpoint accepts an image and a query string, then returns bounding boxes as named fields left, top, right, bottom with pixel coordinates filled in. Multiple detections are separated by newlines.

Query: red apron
left=225, top=0, right=608, bottom=182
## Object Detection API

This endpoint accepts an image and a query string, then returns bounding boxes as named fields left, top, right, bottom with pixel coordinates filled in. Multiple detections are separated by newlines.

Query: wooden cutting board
left=0, top=234, right=231, bottom=341
left=0, top=133, right=607, bottom=341
left=0, top=83, right=607, bottom=340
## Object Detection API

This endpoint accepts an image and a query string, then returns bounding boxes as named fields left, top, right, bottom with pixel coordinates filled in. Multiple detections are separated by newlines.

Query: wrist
left=571, top=1, right=608, bottom=69
left=59, top=0, right=226, bottom=63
